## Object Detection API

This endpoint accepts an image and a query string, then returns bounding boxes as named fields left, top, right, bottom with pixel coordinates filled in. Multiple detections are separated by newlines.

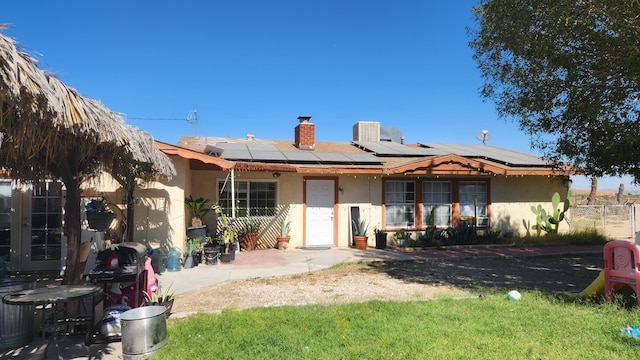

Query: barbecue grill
left=86, top=242, right=149, bottom=346
left=88, top=242, right=148, bottom=307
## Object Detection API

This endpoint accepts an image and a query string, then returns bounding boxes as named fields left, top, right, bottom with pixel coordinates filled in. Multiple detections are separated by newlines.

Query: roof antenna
left=187, top=110, right=198, bottom=137
left=476, top=130, right=491, bottom=145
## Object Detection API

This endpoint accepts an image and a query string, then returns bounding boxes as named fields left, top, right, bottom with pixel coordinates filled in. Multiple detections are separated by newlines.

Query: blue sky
left=2, top=0, right=636, bottom=191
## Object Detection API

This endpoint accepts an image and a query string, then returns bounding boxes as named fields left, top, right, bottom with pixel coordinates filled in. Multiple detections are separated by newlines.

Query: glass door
left=0, top=181, right=14, bottom=270
left=22, top=182, right=65, bottom=271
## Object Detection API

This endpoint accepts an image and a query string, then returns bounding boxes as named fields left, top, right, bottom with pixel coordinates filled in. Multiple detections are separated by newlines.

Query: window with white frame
left=384, top=181, right=415, bottom=228
left=422, top=181, right=452, bottom=227
left=459, top=181, right=488, bottom=225
left=217, top=181, right=277, bottom=217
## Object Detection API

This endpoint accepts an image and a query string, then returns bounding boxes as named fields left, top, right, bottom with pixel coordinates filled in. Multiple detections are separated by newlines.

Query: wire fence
left=568, top=205, right=637, bottom=239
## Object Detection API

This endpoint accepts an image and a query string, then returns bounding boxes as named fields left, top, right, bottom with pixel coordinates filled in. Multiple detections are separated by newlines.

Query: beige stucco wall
left=94, top=158, right=570, bottom=252
left=174, top=171, right=571, bottom=249
left=178, top=171, right=382, bottom=249
left=490, top=175, right=570, bottom=235
left=84, top=156, right=188, bottom=253
left=135, top=155, right=189, bottom=251
left=335, top=174, right=383, bottom=248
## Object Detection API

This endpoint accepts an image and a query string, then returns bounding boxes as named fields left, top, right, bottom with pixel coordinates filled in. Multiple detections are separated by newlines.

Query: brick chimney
left=295, top=115, right=315, bottom=150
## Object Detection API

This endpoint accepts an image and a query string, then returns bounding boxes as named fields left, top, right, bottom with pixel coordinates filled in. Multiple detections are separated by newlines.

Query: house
left=154, top=116, right=570, bottom=251
left=1, top=116, right=571, bottom=272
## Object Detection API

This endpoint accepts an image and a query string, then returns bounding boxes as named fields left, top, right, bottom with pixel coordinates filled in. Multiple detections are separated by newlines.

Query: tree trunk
left=617, top=183, right=625, bottom=204
left=62, top=177, right=82, bottom=285
left=125, top=181, right=135, bottom=242
left=586, top=177, right=598, bottom=205
left=53, top=155, right=83, bottom=285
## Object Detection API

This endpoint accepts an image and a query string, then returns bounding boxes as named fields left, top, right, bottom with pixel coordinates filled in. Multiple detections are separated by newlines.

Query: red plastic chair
left=604, top=240, right=640, bottom=307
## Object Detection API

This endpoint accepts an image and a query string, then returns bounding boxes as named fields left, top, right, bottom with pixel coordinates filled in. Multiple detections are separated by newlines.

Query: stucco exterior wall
left=137, top=155, right=189, bottom=251
left=335, top=174, right=383, bottom=248
left=490, top=175, right=570, bottom=235
left=141, top=162, right=571, bottom=253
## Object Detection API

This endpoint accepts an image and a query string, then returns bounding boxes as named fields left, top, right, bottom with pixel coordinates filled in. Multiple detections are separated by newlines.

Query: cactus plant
left=530, top=192, right=570, bottom=235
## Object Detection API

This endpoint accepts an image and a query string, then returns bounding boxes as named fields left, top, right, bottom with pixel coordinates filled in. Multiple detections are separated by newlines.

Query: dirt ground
left=171, top=253, right=604, bottom=316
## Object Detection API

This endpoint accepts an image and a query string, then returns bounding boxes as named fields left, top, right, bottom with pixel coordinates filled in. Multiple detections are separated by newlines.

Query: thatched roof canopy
left=0, top=26, right=175, bottom=284
left=0, top=29, right=174, bottom=180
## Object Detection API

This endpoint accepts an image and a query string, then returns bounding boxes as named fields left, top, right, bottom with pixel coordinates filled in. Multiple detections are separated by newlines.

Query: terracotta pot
left=276, top=236, right=290, bottom=250
left=240, top=233, right=258, bottom=251
left=354, top=235, right=368, bottom=250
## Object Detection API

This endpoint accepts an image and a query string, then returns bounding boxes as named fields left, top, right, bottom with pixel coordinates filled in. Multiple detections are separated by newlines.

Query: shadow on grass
left=365, top=253, right=604, bottom=294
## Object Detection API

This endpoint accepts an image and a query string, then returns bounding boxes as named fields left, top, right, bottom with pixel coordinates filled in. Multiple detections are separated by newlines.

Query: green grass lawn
left=153, top=292, right=640, bottom=359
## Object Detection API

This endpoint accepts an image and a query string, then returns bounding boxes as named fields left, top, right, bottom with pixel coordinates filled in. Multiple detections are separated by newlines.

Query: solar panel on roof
left=282, top=152, right=320, bottom=162
left=220, top=149, right=252, bottom=160
left=216, top=143, right=247, bottom=150
left=419, top=143, right=548, bottom=166
left=250, top=151, right=288, bottom=161
left=211, top=141, right=386, bottom=164
left=353, top=141, right=432, bottom=156
left=343, top=153, right=384, bottom=164
left=314, top=153, right=352, bottom=162
left=247, top=143, right=279, bottom=151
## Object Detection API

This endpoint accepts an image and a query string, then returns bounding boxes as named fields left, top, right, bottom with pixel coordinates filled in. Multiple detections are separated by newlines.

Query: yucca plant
left=144, top=283, right=174, bottom=304
left=280, top=218, right=292, bottom=237
left=352, top=219, right=369, bottom=236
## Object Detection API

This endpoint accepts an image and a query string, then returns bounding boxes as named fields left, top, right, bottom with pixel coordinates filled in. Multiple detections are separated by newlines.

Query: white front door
left=305, top=179, right=335, bottom=246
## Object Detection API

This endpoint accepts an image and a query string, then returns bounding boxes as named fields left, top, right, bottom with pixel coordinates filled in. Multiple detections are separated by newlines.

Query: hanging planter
left=85, top=197, right=116, bottom=231
left=86, top=211, right=116, bottom=231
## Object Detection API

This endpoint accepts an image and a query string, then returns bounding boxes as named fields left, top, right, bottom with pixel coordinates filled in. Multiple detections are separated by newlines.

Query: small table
left=3, top=285, right=102, bottom=359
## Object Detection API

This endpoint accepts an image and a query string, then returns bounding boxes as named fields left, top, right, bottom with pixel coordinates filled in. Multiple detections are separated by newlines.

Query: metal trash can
left=0, top=277, right=36, bottom=350
left=121, top=306, right=167, bottom=359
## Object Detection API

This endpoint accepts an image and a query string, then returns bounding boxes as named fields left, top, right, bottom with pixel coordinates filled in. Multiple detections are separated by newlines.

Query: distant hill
left=570, top=188, right=640, bottom=205
left=570, top=188, right=616, bottom=197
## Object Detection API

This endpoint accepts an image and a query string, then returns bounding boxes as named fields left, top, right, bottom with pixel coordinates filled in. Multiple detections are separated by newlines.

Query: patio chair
left=603, top=240, right=640, bottom=307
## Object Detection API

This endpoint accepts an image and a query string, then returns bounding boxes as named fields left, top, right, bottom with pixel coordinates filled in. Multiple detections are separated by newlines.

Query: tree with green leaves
left=469, top=0, right=640, bottom=181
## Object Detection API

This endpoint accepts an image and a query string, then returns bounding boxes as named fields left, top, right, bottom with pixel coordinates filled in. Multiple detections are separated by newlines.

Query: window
left=0, top=181, right=11, bottom=262
left=422, top=181, right=451, bottom=227
left=459, top=181, right=488, bottom=224
left=384, top=181, right=415, bottom=228
left=218, top=181, right=277, bottom=217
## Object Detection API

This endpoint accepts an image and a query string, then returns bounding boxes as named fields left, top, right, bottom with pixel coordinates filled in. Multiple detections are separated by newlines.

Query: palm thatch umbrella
left=0, top=28, right=174, bottom=284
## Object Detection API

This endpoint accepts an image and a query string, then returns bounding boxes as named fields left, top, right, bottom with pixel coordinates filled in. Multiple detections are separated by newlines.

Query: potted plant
left=352, top=219, right=369, bottom=250
left=276, top=218, right=291, bottom=251
left=85, top=197, right=116, bottom=231
left=183, top=237, right=202, bottom=268
left=144, top=283, right=175, bottom=318
left=214, top=206, right=237, bottom=263
left=185, top=196, right=210, bottom=240
left=394, top=230, right=408, bottom=248
left=238, top=219, right=261, bottom=251
left=374, top=226, right=387, bottom=250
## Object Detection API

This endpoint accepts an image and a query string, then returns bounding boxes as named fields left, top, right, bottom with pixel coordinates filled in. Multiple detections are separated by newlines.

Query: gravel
left=171, top=253, right=604, bottom=317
